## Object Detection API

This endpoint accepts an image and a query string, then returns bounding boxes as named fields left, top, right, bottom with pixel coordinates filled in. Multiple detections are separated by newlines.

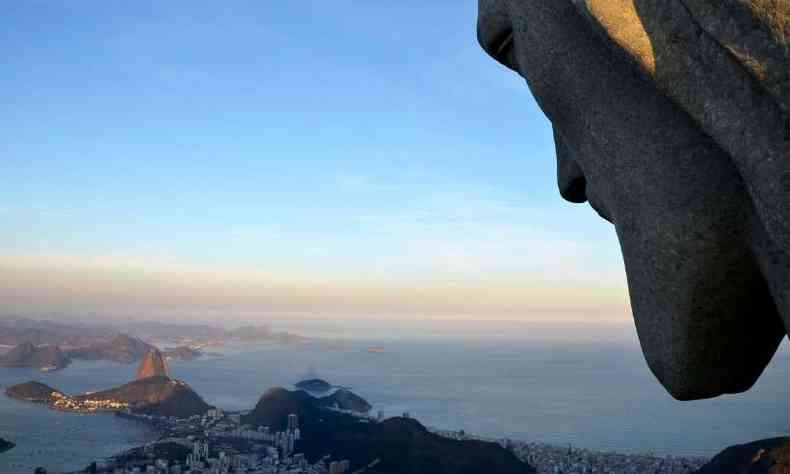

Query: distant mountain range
left=0, top=334, right=156, bottom=371
left=242, top=387, right=533, bottom=474
left=0, top=317, right=115, bottom=347
left=0, top=316, right=304, bottom=345
left=0, top=342, right=69, bottom=370
left=68, top=334, right=155, bottom=364
left=161, top=345, right=204, bottom=361
left=0, top=316, right=305, bottom=373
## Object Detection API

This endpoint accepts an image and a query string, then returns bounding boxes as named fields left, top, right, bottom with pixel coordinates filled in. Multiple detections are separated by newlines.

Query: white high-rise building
left=287, top=413, right=299, bottom=433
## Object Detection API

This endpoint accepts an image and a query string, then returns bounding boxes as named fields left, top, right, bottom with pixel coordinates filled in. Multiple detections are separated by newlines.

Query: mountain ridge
left=0, top=342, right=70, bottom=370
left=242, top=387, right=534, bottom=474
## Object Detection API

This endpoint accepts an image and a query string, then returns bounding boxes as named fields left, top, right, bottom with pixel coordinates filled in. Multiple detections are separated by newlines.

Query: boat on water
left=367, top=347, right=385, bottom=354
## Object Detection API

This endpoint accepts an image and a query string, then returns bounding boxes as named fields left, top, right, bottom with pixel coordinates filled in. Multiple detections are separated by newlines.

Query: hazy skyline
left=2, top=1, right=628, bottom=322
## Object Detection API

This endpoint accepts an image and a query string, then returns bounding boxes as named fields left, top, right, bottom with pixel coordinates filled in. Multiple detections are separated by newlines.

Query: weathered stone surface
left=135, top=349, right=170, bottom=380
left=695, top=437, right=790, bottom=473
left=477, top=0, right=790, bottom=400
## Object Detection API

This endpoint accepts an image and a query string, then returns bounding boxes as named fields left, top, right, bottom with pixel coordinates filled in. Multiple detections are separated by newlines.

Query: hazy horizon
left=3, top=2, right=629, bottom=325
left=0, top=307, right=648, bottom=349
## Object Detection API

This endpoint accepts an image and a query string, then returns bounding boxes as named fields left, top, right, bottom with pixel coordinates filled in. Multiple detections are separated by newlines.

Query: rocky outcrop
left=477, top=0, right=790, bottom=400
left=136, top=349, right=170, bottom=380
left=695, top=437, right=790, bottom=473
left=0, top=342, right=70, bottom=370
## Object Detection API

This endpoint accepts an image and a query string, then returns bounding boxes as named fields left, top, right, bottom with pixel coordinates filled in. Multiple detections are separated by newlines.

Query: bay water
left=1, top=322, right=788, bottom=473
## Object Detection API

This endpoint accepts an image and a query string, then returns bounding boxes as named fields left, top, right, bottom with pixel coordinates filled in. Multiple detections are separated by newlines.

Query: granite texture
left=477, top=0, right=790, bottom=400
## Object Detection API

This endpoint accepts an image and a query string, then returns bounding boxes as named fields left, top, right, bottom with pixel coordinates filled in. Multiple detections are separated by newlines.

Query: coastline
left=6, top=385, right=708, bottom=474
left=70, top=411, right=710, bottom=474
left=429, top=428, right=708, bottom=474
left=2, top=337, right=788, bottom=471
left=0, top=378, right=714, bottom=474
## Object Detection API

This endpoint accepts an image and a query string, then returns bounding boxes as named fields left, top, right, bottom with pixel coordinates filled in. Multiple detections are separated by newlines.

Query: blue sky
left=0, top=1, right=627, bottom=320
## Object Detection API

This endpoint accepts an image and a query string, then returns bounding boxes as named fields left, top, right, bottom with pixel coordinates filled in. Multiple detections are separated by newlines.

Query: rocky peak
left=135, top=349, right=170, bottom=380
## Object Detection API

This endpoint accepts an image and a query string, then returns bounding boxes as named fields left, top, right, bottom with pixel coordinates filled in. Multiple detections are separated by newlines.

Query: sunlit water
left=1, top=325, right=788, bottom=472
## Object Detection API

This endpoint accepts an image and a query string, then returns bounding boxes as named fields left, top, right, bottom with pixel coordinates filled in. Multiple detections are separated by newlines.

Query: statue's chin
left=619, top=230, right=787, bottom=401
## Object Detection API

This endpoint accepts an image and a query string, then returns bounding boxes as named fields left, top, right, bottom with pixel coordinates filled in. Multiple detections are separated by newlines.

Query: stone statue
left=477, top=0, right=790, bottom=401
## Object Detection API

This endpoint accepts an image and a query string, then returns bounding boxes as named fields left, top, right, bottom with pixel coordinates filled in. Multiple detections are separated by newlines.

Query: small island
left=317, top=389, right=372, bottom=413
left=0, top=437, right=14, bottom=454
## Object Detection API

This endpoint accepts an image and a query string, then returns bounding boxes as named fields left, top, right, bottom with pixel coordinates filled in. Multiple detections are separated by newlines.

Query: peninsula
left=6, top=376, right=210, bottom=418
left=0, top=316, right=306, bottom=374
left=5, top=353, right=211, bottom=418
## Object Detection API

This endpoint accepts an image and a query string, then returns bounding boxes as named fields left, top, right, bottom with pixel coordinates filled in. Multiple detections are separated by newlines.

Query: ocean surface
left=1, top=324, right=789, bottom=473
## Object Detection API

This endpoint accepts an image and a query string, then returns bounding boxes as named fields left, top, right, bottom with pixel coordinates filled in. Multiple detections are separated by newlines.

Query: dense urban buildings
left=431, top=430, right=707, bottom=474
left=82, top=407, right=350, bottom=474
